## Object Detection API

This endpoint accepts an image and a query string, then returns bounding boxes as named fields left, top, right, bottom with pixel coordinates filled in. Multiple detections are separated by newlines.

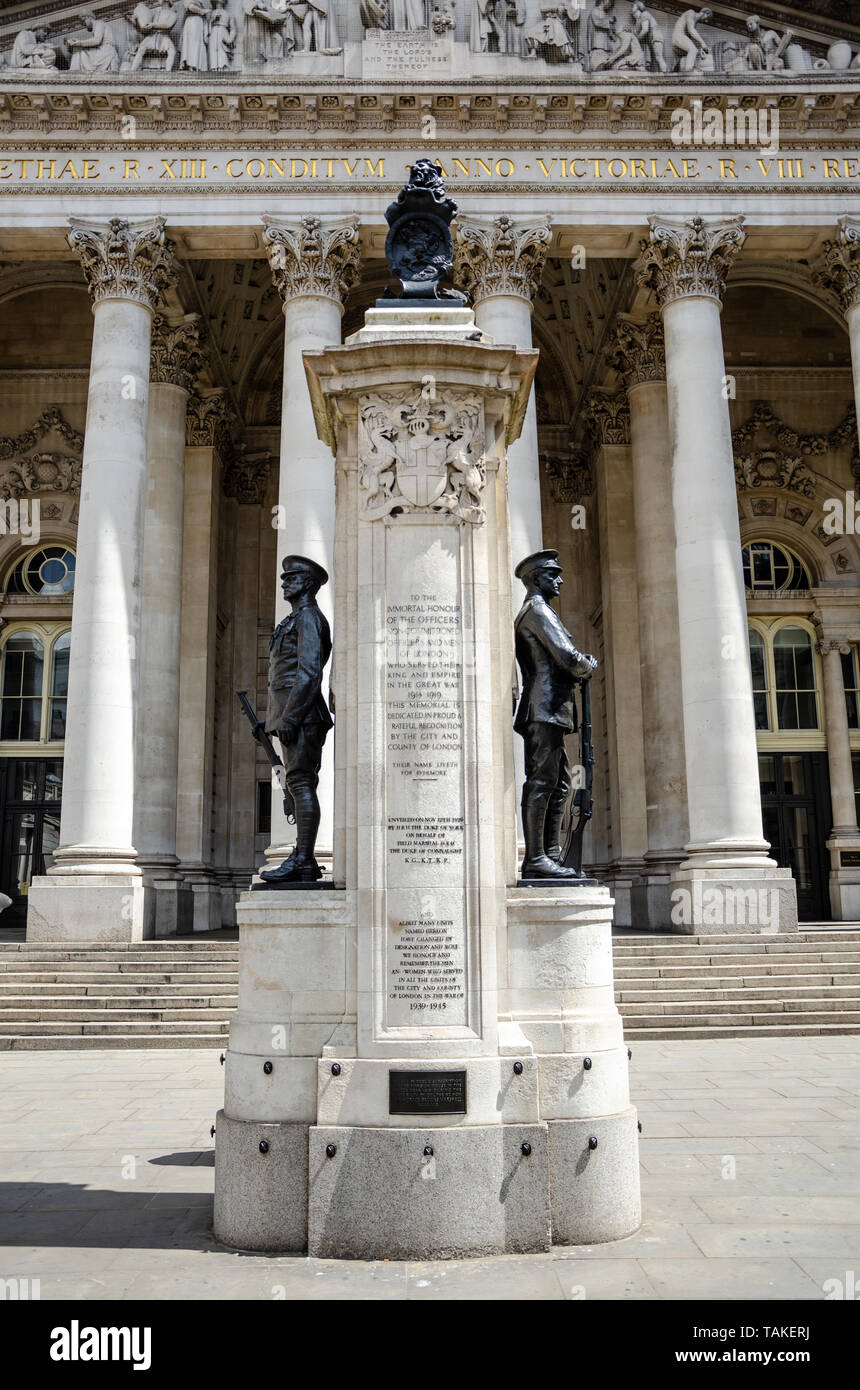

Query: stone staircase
left=615, top=926, right=860, bottom=1040
left=0, top=939, right=239, bottom=1050
left=1, top=927, right=860, bottom=1048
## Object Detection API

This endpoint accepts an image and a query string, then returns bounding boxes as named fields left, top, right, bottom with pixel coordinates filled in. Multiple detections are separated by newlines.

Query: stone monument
left=214, top=163, right=640, bottom=1258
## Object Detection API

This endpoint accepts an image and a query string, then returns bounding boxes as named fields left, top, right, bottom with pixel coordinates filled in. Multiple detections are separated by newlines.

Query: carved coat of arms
left=358, top=390, right=486, bottom=524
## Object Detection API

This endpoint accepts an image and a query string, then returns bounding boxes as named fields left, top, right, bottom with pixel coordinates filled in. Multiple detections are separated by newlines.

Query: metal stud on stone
left=583, top=1057, right=593, bottom=1070
left=588, top=1135, right=598, bottom=1151
left=513, top=1061, right=524, bottom=1075
left=325, top=1143, right=337, bottom=1158
left=259, top=1140, right=269, bottom=1154
left=263, top=1061, right=273, bottom=1074
left=331, top=1063, right=342, bottom=1076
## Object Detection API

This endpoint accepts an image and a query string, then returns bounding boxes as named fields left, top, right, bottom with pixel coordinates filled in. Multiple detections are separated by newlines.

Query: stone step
left=0, top=942, right=239, bottom=955
left=0, top=1006, right=235, bottom=1022
left=623, top=1022, right=860, bottom=1040
left=614, top=960, right=860, bottom=978
left=0, top=1018, right=231, bottom=1036
left=0, top=1034, right=227, bottom=1050
left=612, top=948, right=860, bottom=964
left=620, top=994, right=860, bottom=1016
left=0, top=972, right=238, bottom=986
left=620, top=1007, right=860, bottom=1027
left=0, top=982, right=239, bottom=997
left=616, top=983, right=860, bottom=1002
left=0, top=959, right=238, bottom=974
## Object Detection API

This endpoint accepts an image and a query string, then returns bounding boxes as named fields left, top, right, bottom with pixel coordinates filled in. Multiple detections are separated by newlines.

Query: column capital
left=262, top=214, right=361, bottom=306
left=542, top=447, right=593, bottom=505
left=634, top=215, right=746, bottom=308
left=454, top=214, right=552, bottom=306
left=584, top=388, right=630, bottom=448
left=150, top=313, right=205, bottom=393
left=186, top=387, right=234, bottom=451
left=606, top=313, right=666, bottom=387
left=68, top=216, right=177, bottom=310
left=815, top=216, right=860, bottom=316
left=223, top=446, right=272, bottom=506
left=812, top=612, right=853, bottom=656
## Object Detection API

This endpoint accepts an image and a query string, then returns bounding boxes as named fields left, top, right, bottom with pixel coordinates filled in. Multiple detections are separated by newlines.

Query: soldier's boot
left=520, top=795, right=579, bottom=880
left=259, top=786, right=322, bottom=883
left=544, top=794, right=567, bottom=864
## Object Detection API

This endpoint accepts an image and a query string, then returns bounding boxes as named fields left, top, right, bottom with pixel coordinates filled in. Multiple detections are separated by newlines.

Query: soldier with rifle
left=514, top=549, right=597, bottom=880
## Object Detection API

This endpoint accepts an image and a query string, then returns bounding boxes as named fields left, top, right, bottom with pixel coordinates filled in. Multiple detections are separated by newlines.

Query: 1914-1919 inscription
left=389, top=1069, right=468, bottom=1115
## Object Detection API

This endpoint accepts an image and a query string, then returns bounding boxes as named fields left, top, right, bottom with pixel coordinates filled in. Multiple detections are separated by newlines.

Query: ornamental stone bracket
left=67, top=214, right=177, bottom=309
left=634, top=214, right=746, bottom=307
left=542, top=447, right=593, bottom=505
left=583, top=388, right=631, bottom=449
left=223, top=444, right=271, bottom=505
left=605, top=312, right=666, bottom=387
left=150, top=311, right=206, bottom=391
left=185, top=385, right=234, bottom=451
left=358, top=389, right=486, bottom=525
left=0, top=404, right=83, bottom=500
left=262, top=213, right=361, bottom=306
left=815, top=215, right=860, bottom=315
left=453, top=215, right=552, bottom=306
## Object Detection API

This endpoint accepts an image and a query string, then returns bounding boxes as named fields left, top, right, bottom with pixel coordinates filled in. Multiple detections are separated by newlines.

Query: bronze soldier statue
left=259, top=554, right=333, bottom=884
left=514, top=549, right=597, bottom=880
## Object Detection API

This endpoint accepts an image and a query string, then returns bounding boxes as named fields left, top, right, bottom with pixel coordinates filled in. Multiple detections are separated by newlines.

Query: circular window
left=742, top=541, right=810, bottom=595
left=6, top=547, right=76, bottom=597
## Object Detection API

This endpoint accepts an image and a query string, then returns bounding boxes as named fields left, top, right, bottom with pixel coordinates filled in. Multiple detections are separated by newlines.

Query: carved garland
left=0, top=406, right=83, bottom=501
left=732, top=400, right=859, bottom=484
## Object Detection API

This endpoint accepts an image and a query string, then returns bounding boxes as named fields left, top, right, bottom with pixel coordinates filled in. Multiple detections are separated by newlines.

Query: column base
left=214, top=1111, right=309, bottom=1253
left=25, top=874, right=154, bottom=942
left=548, top=1109, right=642, bottom=1245
left=827, top=835, right=860, bottom=921
left=670, top=862, right=798, bottom=934
left=145, top=876, right=193, bottom=938
left=631, top=854, right=688, bottom=931
left=182, top=875, right=223, bottom=933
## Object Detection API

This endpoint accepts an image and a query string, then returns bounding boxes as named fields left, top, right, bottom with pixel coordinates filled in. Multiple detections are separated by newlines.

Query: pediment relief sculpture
left=0, top=407, right=84, bottom=501
left=732, top=400, right=860, bottom=486
left=2, top=1, right=858, bottom=76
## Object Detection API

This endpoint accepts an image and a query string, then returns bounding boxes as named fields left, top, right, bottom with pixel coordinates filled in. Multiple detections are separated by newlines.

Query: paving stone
left=638, top=1258, right=823, bottom=1300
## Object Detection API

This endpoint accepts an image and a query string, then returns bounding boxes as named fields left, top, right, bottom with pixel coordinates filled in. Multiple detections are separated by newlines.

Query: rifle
left=562, top=675, right=594, bottom=874
left=236, top=690, right=295, bottom=824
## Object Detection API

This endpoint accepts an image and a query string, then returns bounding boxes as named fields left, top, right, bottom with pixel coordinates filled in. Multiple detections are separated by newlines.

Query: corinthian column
left=816, top=217, right=860, bottom=473
left=27, top=217, right=176, bottom=942
left=135, top=313, right=204, bottom=936
left=454, top=215, right=551, bottom=571
left=607, top=314, right=688, bottom=927
left=262, top=214, right=361, bottom=874
left=814, top=619, right=860, bottom=920
left=635, top=215, right=797, bottom=932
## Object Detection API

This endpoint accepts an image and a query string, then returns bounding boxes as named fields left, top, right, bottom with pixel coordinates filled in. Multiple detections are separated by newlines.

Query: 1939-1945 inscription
left=389, top=1070, right=467, bottom=1115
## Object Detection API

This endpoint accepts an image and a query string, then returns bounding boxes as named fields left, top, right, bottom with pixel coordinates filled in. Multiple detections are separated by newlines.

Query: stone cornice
left=634, top=214, right=746, bottom=306
left=67, top=214, right=176, bottom=308
left=150, top=311, right=204, bottom=391
left=815, top=215, right=860, bottom=315
left=262, top=213, right=360, bottom=306
left=606, top=313, right=666, bottom=387
left=454, top=215, right=551, bottom=307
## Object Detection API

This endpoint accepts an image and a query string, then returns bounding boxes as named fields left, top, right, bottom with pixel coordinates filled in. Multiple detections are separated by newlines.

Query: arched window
left=0, top=626, right=71, bottom=745
left=6, top=546, right=76, bottom=596
left=742, top=541, right=810, bottom=595
left=748, top=623, right=820, bottom=734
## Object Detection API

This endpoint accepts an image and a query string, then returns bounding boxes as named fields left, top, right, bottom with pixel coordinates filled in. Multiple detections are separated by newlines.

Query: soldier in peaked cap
left=260, top=554, right=333, bottom=883
left=514, top=550, right=598, bottom=880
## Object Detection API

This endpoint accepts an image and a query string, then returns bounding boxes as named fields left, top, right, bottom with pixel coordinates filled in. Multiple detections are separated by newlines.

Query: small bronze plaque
left=389, top=1070, right=467, bottom=1115
left=841, top=851, right=860, bottom=867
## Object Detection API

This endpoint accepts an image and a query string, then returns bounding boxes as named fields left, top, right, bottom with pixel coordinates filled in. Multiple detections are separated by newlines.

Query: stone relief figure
left=11, top=25, right=59, bottom=69
left=360, top=0, right=389, bottom=27
left=179, top=0, right=210, bottom=69
left=431, top=2, right=456, bottom=36
left=585, top=0, right=616, bottom=69
left=471, top=0, right=504, bottom=53
left=630, top=1, right=666, bottom=72
left=524, top=3, right=578, bottom=63
left=68, top=12, right=120, bottom=72
left=127, top=2, right=180, bottom=70
left=671, top=6, right=713, bottom=73
left=285, top=0, right=341, bottom=53
left=592, top=13, right=646, bottom=70
left=390, top=0, right=428, bottom=30
left=738, top=14, right=791, bottom=72
left=207, top=0, right=236, bottom=67
left=245, top=0, right=293, bottom=60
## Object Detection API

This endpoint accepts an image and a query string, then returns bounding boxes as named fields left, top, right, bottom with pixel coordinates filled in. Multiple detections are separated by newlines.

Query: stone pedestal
left=214, top=303, right=640, bottom=1257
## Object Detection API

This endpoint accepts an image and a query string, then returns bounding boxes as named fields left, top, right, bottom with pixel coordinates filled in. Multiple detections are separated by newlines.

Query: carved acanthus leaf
left=584, top=389, right=630, bottom=447
left=68, top=216, right=177, bottom=309
left=605, top=313, right=666, bottom=386
left=262, top=214, right=361, bottom=304
left=734, top=450, right=816, bottom=499
left=358, top=389, right=486, bottom=525
left=542, top=449, right=593, bottom=505
left=454, top=215, right=552, bottom=305
left=151, top=312, right=205, bottom=391
left=185, top=387, right=234, bottom=450
left=634, top=215, right=746, bottom=306
left=814, top=216, right=860, bottom=315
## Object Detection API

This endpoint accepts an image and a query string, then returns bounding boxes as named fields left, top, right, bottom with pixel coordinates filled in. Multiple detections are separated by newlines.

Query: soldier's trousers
left=521, top=721, right=572, bottom=831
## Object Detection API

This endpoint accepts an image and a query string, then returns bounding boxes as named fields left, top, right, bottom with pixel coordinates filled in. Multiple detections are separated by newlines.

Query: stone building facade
left=0, top=0, right=859, bottom=935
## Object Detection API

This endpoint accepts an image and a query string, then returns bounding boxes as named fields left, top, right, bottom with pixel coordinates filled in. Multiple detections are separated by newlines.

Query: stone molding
left=815, top=216, right=860, bottom=315
left=67, top=214, right=176, bottom=308
left=542, top=448, right=593, bottom=505
left=453, top=215, right=552, bottom=306
left=262, top=213, right=360, bottom=305
left=150, top=311, right=205, bottom=391
left=606, top=312, right=666, bottom=387
left=223, top=445, right=271, bottom=505
left=584, top=388, right=631, bottom=448
left=185, top=386, right=233, bottom=449
left=634, top=214, right=746, bottom=306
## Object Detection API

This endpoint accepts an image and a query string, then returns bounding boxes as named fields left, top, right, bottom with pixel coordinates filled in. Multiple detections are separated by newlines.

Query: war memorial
left=0, top=0, right=859, bottom=1301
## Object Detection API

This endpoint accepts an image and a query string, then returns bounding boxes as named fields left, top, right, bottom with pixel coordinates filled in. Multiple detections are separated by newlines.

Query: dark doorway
left=0, top=758, right=63, bottom=928
left=759, top=752, right=831, bottom=922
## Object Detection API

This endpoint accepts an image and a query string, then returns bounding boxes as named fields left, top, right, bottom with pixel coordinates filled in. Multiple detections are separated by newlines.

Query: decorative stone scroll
left=150, top=312, right=205, bottom=392
left=358, top=389, right=486, bottom=524
left=454, top=214, right=551, bottom=305
left=605, top=312, right=665, bottom=387
left=67, top=215, right=176, bottom=310
left=634, top=214, right=746, bottom=307
left=815, top=216, right=860, bottom=315
left=262, top=214, right=361, bottom=304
